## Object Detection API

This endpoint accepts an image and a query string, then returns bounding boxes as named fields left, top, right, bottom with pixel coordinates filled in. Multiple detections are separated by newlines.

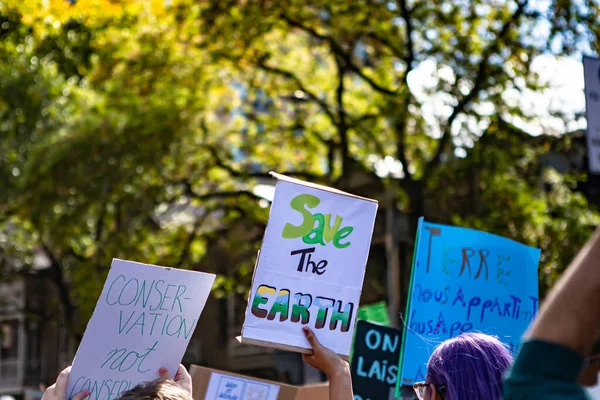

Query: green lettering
left=282, top=194, right=320, bottom=238
left=267, top=289, right=290, bottom=322
left=323, top=214, right=343, bottom=243
left=333, top=226, right=353, bottom=249
left=302, top=213, right=326, bottom=245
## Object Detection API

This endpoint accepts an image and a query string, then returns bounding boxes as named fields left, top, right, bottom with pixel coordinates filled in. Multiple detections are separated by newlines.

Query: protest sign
left=67, top=259, right=216, bottom=400
left=240, top=173, right=378, bottom=357
left=204, top=372, right=280, bottom=400
left=395, top=218, right=540, bottom=394
left=584, top=56, right=600, bottom=174
left=357, top=302, right=391, bottom=326
left=351, top=321, right=401, bottom=400
left=190, top=366, right=328, bottom=400
left=350, top=302, right=391, bottom=361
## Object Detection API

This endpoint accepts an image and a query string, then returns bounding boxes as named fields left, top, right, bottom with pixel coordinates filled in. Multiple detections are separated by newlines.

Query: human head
left=116, top=378, right=192, bottom=400
left=424, top=333, right=513, bottom=400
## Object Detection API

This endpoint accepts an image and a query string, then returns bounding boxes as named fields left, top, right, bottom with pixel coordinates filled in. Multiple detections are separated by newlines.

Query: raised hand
left=301, top=327, right=348, bottom=377
left=159, top=364, right=192, bottom=396
left=301, top=327, right=353, bottom=400
left=42, top=367, right=90, bottom=400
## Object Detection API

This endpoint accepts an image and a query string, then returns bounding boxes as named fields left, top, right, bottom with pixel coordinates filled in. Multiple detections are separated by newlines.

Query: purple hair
left=426, top=333, right=513, bottom=400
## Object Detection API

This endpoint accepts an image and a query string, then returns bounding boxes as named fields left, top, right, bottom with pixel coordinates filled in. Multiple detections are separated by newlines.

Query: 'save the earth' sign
left=240, top=173, right=378, bottom=357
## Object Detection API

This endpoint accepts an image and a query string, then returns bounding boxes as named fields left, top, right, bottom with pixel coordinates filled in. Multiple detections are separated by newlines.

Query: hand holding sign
left=302, top=327, right=353, bottom=400
left=301, top=327, right=348, bottom=378
left=43, top=367, right=90, bottom=400
left=159, top=365, right=192, bottom=397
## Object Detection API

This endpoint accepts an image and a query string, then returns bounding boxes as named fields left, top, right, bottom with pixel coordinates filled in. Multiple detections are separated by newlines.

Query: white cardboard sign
left=67, top=259, right=216, bottom=400
left=584, top=56, right=600, bottom=174
left=204, top=372, right=280, bottom=400
left=241, top=173, right=378, bottom=357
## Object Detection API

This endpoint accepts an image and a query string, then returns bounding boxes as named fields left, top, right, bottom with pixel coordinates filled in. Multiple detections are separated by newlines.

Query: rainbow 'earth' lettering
left=250, top=284, right=354, bottom=332
left=282, top=194, right=354, bottom=249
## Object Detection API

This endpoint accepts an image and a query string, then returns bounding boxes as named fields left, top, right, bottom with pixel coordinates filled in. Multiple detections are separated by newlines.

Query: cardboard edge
left=293, top=384, right=330, bottom=400
left=356, top=201, right=379, bottom=289
left=240, top=249, right=261, bottom=338
left=395, top=217, right=423, bottom=396
left=189, top=365, right=322, bottom=400
left=237, top=336, right=349, bottom=361
left=189, top=365, right=212, bottom=400
left=278, top=385, right=301, bottom=400
left=415, top=220, right=542, bottom=253
left=111, top=258, right=217, bottom=278
left=269, top=172, right=378, bottom=204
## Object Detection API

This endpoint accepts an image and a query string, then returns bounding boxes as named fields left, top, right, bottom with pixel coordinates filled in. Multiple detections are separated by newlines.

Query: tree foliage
left=0, top=0, right=599, bottom=338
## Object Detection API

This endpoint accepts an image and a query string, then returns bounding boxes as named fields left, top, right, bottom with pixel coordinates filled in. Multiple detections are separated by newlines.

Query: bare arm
left=301, top=327, right=353, bottom=400
left=326, top=363, right=353, bottom=400
left=529, top=227, right=600, bottom=354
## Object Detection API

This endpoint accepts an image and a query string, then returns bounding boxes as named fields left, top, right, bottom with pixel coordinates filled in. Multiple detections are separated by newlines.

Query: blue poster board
left=395, top=218, right=540, bottom=389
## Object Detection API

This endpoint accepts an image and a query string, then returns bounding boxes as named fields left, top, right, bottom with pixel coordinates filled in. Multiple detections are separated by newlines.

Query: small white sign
left=584, top=56, right=600, bottom=174
left=204, top=372, right=280, bottom=400
left=241, top=173, right=378, bottom=357
left=67, top=259, right=215, bottom=400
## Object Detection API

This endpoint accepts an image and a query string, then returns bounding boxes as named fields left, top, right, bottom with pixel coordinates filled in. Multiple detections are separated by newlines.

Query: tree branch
left=335, top=55, right=350, bottom=176
left=145, top=215, right=162, bottom=230
left=349, top=114, right=387, bottom=157
left=394, top=115, right=412, bottom=181
left=368, top=0, right=414, bottom=180
left=95, top=201, right=107, bottom=241
left=185, top=184, right=264, bottom=203
left=256, top=58, right=338, bottom=125
left=397, top=0, right=416, bottom=86
left=280, top=13, right=401, bottom=97
left=0, top=205, right=17, bottom=225
left=423, top=0, right=529, bottom=180
left=65, top=247, right=89, bottom=263
left=206, top=146, right=325, bottom=181
left=364, top=31, right=404, bottom=60
left=327, top=140, right=336, bottom=176
left=40, top=243, right=76, bottom=337
left=351, top=113, right=379, bottom=124
left=175, top=209, right=214, bottom=268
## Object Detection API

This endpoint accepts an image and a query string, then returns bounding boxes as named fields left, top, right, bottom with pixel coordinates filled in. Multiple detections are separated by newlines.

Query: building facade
left=0, top=275, right=71, bottom=399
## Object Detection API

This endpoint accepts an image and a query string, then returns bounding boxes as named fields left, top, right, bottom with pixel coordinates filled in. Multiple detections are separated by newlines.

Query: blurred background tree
left=0, top=0, right=599, bottom=340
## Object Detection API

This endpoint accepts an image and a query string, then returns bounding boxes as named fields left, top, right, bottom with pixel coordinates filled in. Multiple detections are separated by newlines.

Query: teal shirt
left=504, top=340, right=589, bottom=399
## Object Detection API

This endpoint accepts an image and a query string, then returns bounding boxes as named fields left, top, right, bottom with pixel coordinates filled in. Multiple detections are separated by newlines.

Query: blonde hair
left=117, top=379, right=191, bottom=400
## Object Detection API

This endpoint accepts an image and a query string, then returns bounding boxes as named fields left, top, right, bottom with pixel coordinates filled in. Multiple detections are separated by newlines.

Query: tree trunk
left=385, top=196, right=401, bottom=328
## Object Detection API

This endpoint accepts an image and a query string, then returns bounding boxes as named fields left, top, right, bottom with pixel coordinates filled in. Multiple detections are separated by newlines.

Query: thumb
left=175, top=364, right=190, bottom=383
left=159, top=367, right=171, bottom=381
left=71, top=391, right=90, bottom=400
left=302, top=327, right=323, bottom=350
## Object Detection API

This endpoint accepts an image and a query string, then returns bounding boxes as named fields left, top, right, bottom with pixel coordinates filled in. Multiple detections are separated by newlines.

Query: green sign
left=357, top=301, right=391, bottom=326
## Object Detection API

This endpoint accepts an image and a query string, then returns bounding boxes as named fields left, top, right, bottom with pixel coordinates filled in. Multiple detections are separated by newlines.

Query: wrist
left=326, top=358, right=350, bottom=380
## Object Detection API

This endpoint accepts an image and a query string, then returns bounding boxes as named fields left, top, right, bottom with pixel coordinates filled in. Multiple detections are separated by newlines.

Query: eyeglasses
left=413, top=382, right=446, bottom=400
left=585, top=354, right=600, bottom=366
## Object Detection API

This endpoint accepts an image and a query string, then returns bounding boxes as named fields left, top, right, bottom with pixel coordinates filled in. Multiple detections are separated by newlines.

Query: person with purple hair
left=413, top=332, right=513, bottom=400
